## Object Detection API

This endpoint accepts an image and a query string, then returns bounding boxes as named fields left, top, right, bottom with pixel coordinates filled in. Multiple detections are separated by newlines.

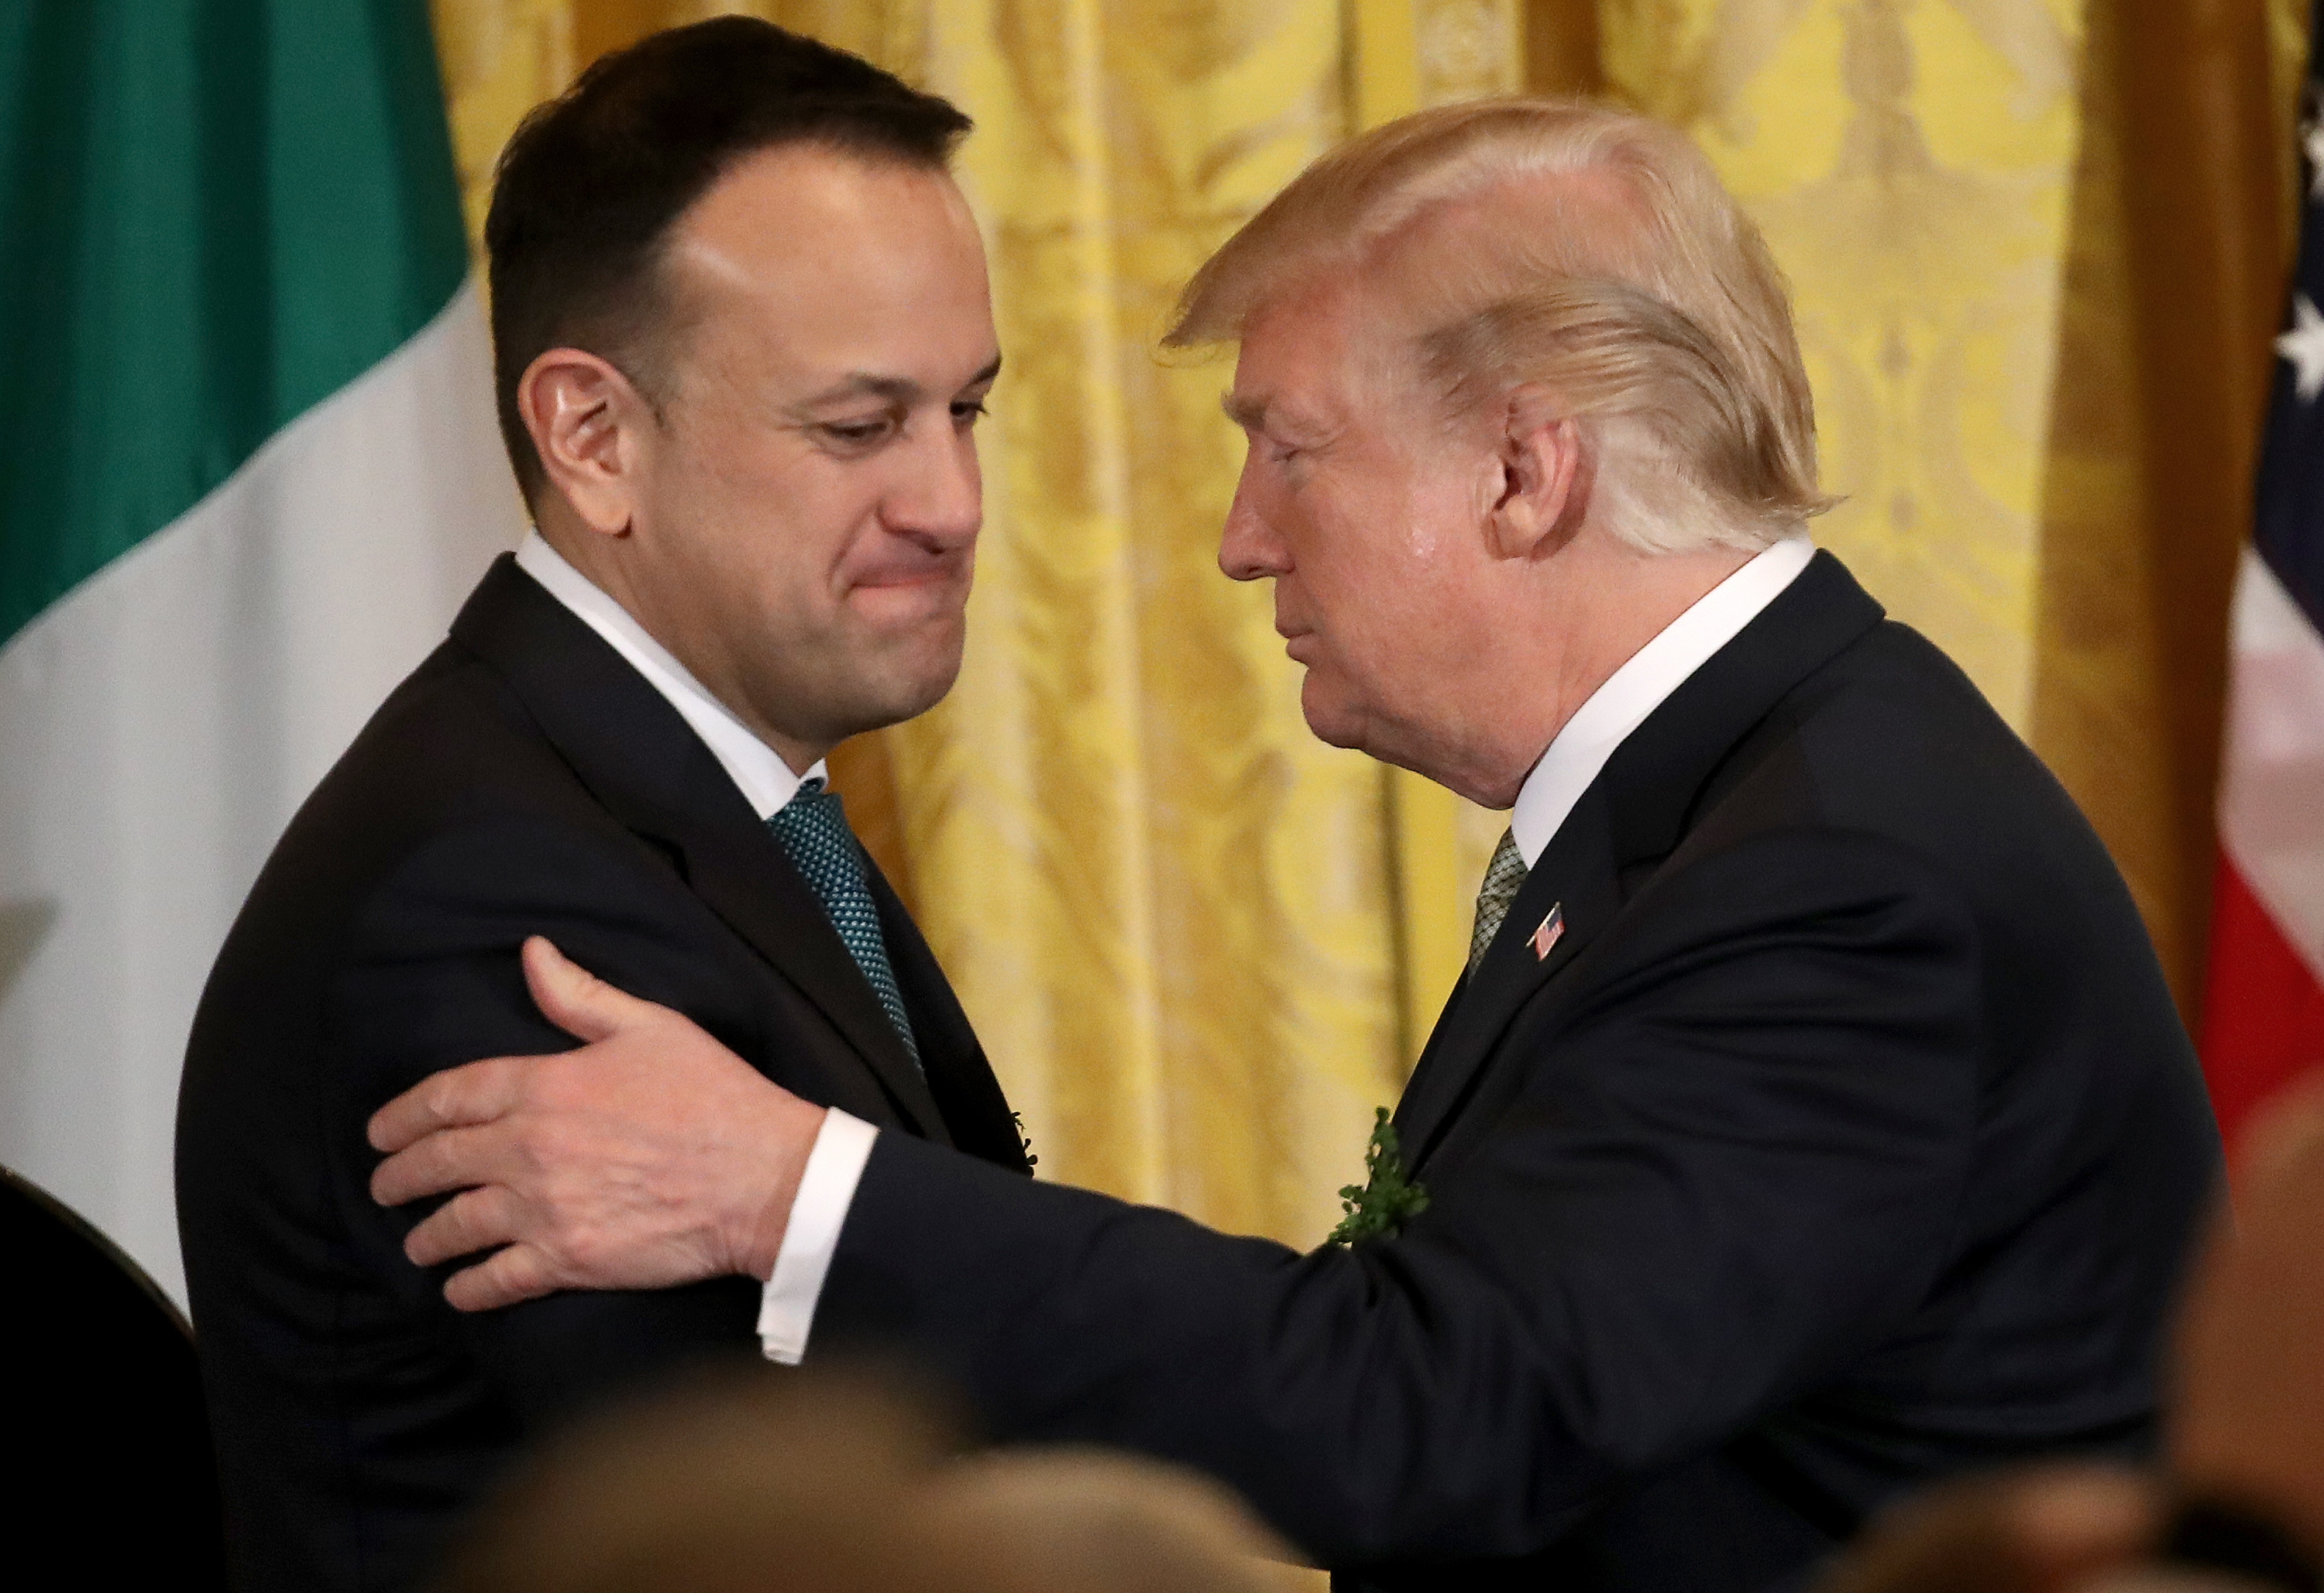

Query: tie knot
left=772, top=779, right=850, bottom=845
left=768, top=784, right=870, bottom=927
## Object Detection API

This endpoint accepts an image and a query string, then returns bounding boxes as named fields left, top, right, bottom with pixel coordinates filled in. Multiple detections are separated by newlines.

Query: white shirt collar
left=513, top=531, right=823, bottom=821
left=1508, top=535, right=1817, bottom=867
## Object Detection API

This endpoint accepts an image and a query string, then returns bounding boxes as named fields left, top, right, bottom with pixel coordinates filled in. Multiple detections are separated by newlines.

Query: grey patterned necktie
left=1468, top=827, right=1529, bottom=973
left=767, top=778, right=919, bottom=1066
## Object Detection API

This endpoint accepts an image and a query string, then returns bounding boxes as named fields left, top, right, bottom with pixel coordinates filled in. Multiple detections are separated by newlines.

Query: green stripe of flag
left=0, top=0, right=469, bottom=646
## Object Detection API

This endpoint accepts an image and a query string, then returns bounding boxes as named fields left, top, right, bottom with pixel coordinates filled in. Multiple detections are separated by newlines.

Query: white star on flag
left=2278, top=293, right=2324, bottom=402
left=2305, top=104, right=2324, bottom=194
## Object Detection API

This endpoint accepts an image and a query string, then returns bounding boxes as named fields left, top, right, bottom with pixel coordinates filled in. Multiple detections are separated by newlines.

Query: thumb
left=521, top=935, right=661, bottom=1044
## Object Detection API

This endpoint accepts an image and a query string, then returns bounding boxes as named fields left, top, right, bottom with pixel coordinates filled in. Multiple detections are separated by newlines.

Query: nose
left=1218, top=459, right=1287, bottom=583
left=894, top=421, right=982, bottom=551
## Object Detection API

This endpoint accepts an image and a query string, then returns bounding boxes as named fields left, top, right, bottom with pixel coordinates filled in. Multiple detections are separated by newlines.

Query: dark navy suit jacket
left=176, top=557, right=1030, bottom=1592
left=815, top=552, right=2223, bottom=1592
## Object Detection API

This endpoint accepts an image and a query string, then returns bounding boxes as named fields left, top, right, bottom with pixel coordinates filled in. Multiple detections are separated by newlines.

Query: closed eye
left=818, top=414, right=900, bottom=451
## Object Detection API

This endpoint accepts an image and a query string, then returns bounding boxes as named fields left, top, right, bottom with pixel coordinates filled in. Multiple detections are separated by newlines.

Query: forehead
left=682, top=143, right=977, bottom=245
left=661, top=145, right=994, bottom=373
left=1229, top=274, right=1390, bottom=417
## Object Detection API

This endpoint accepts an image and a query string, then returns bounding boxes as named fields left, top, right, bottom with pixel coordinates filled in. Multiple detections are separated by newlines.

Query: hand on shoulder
left=367, top=935, right=825, bottom=1309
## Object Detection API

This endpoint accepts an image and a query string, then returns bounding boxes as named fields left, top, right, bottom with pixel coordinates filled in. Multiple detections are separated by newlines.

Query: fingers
left=367, top=1056, right=524, bottom=1154
left=369, top=940, right=669, bottom=1158
left=400, top=1192, right=566, bottom=1309
left=444, top=1243, right=563, bottom=1313
left=374, top=1125, right=513, bottom=1216
left=401, top=1182, right=523, bottom=1268
left=361, top=952, right=810, bottom=1309
left=523, top=935, right=665, bottom=1044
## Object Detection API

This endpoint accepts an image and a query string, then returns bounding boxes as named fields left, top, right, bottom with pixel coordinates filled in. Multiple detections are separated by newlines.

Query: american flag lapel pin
left=1530, top=902, right=1566, bottom=961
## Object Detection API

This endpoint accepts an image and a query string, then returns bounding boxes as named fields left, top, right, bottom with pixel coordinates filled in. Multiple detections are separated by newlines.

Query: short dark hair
left=484, top=17, right=973, bottom=503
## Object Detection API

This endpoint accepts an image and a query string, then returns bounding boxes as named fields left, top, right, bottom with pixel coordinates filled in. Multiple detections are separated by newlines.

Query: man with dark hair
left=175, top=19, right=1023, bottom=1591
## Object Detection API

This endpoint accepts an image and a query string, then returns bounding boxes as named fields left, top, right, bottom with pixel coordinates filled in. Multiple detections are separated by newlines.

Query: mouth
left=847, top=568, right=971, bottom=625
left=856, top=569, right=961, bottom=592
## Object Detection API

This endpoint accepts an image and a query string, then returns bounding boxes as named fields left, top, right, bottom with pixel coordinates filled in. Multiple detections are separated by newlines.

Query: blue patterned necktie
left=767, top=777, right=919, bottom=1067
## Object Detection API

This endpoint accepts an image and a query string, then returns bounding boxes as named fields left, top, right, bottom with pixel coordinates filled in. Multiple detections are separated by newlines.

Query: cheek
left=700, top=456, right=882, bottom=596
left=1306, top=532, right=1431, bottom=641
left=1312, top=555, right=1467, bottom=714
left=653, top=434, right=768, bottom=563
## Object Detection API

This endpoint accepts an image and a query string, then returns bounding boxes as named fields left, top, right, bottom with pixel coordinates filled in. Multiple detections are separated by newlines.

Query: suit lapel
left=677, top=821, right=949, bottom=1143
left=449, top=557, right=947, bottom=1141
left=1394, top=552, right=1889, bottom=1175
left=868, top=863, right=1030, bottom=1170
left=1394, top=787, right=1621, bottom=1171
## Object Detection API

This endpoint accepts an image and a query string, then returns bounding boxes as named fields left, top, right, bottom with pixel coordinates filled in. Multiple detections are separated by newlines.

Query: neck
left=1433, top=535, right=1754, bottom=808
left=533, top=511, right=829, bottom=776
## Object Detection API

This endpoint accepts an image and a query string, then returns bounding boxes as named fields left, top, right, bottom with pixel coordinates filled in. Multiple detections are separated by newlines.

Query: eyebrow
left=1223, top=391, right=1333, bottom=445
left=1221, top=391, right=1268, bottom=429
left=799, top=353, right=1004, bottom=410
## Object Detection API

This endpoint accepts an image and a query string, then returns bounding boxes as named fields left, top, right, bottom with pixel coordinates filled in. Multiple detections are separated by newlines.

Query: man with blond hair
left=366, top=100, right=2220, bottom=1591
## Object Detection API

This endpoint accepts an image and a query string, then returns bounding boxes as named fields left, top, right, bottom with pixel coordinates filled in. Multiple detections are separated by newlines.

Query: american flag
left=2199, top=0, right=2324, bottom=1154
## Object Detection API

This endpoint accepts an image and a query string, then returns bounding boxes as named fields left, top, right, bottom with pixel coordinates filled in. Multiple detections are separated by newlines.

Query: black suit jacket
left=175, top=556, right=1029, bottom=1593
left=814, top=552, right=2222, bottom=1591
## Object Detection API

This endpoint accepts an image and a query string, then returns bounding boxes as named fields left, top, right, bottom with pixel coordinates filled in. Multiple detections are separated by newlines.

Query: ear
left=517, top=348, right=655, bottom=538
left=1487, top=386, right=1587, bottom=560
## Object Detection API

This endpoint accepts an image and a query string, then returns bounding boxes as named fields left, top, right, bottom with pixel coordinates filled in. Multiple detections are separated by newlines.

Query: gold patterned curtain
left=431, top=0, right=2308, bottom=1247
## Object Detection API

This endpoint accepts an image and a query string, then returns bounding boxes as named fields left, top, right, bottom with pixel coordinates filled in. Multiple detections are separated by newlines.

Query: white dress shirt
left=511, top=532, right=875, bottom=1364
left=1508, top=534, right=1815, bottom=866
left=752, top=532, right=1818, bottom=1364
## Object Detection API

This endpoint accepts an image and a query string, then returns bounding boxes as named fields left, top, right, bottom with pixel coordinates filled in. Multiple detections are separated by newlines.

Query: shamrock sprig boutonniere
left=1328, top=1107, right=1428, bottom=1246
left=1011, top=1110, right=1038, bottom=1170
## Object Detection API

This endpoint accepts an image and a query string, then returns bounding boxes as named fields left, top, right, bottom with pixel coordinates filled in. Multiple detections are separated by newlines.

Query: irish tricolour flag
left=0, top=2, right=523, bottom=1300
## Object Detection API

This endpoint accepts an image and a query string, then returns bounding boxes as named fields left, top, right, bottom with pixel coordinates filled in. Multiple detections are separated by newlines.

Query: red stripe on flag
left=2200, top=847, right=2324, bottom=1157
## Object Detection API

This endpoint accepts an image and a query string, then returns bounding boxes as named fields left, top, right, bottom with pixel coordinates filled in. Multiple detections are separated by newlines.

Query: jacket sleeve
left=321, top=816, right=780, bottom=1425
left=815, top=828, right=1984, bottom=1564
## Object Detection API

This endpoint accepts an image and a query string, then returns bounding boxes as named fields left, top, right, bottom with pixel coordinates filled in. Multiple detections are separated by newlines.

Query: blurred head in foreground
left=432, top=1367, right=1304, bottom=1593
left=1176, top=98, right=1834, bottom=803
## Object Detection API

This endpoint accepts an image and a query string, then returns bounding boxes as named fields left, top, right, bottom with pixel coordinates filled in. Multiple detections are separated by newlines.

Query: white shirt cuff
left=756, top=1107, right=879, bottom=1364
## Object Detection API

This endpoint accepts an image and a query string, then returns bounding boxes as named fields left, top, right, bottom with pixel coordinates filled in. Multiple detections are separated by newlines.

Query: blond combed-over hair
left=1167, top=98, right=1834, bottom=553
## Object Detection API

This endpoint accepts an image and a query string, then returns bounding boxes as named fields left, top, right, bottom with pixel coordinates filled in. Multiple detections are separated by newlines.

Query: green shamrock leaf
left=1328, top=1106, right=1428, bottom=1246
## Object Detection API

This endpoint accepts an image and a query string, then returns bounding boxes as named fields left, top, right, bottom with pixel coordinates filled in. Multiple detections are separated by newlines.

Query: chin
left=859, top=628, right=967, bottom=731
left=1298, top=676, right=1370, bottom=753
left=890, top=669, right=957, bottom=725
